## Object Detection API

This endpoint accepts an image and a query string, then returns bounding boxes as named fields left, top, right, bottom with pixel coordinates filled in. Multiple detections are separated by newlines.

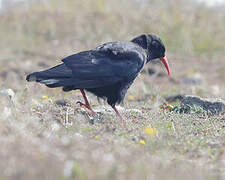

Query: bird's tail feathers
left=26, top=64, right=73, bottom=88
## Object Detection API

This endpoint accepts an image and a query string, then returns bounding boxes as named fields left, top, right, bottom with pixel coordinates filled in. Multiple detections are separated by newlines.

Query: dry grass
left=0, top=0, right=225, bottom=179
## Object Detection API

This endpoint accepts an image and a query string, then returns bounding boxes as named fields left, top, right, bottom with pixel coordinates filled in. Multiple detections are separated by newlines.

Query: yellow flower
left=91, top=104, right=98, bottom=107
left=42, top=95, right=48, bottom=99
left=127, top=95, right=134, bottom=101
left=160, top=104, right=166, bottom=109
left=144, top=127, right=156, bottom=136
left=139, top=140, right=146, bottom=145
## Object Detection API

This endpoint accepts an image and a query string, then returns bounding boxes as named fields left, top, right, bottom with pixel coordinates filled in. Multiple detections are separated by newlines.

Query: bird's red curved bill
left=160, top=56, right=170, bottom=75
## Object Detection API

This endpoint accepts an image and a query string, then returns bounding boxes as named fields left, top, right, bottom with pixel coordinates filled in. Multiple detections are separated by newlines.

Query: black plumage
left=26, top=34, right=170, bottom=119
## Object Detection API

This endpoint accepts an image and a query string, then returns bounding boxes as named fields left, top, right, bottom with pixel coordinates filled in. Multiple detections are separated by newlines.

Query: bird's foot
left=76, top=101, right=96, bottom=116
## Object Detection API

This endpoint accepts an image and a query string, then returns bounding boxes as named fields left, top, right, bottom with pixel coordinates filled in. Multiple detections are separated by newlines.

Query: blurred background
left=0, top=0, right=225, bottom=179
left=0, top=0, right=225, bottom=94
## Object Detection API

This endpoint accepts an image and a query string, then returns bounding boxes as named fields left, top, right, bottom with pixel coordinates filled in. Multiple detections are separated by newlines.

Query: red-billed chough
left=26, top=34, right=170, bottom=120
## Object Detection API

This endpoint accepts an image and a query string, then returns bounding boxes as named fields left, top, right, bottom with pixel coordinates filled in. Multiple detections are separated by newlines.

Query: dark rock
left=157, top=72, right=167, bottom=77
left=181, top=77, right=202, bottom=85
left=181, top=95, right=225, bottom=115
left=181, top=73, right=203, bottom=85
left=55, top=99, right=69, bottom=106
left=166, top=94, right=185, bottom=103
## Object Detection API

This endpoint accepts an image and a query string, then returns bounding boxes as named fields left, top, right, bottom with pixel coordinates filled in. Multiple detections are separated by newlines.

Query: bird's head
left=131, top=34, right=170, bottom=75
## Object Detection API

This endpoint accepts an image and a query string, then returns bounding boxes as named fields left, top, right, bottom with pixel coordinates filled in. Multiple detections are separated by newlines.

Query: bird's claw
left=76, top=101, right=96, bottom=116
left=76, top=101, right=86, bottom=107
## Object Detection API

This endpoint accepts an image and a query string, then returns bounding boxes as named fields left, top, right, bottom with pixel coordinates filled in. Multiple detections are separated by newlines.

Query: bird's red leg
left=112, top=105, right=124, bottom=121
left=77, top=89, right=96, bottom=116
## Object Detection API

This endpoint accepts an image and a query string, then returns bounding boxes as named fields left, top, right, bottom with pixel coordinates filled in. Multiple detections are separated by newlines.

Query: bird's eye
left=152, top=41, right=159, bottom=48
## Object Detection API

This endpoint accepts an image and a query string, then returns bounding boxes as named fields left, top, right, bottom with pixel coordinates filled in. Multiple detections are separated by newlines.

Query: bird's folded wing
left=61, top=42, right=145, bottom=88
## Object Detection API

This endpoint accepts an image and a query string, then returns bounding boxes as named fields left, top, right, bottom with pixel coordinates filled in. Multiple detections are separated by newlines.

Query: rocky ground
left=1, top=54, right=225, bottom=180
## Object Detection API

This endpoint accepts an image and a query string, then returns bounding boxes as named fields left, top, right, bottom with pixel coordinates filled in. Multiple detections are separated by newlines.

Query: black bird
left=26, top=34, right=170, bottom=120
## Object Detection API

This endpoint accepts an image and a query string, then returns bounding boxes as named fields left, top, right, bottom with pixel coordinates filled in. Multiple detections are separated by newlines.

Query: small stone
left=55, top=99, right=69, bottom=106
left=182, top=72, right=203, bottom=85
left=0, top=89, right=15, bottom=100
